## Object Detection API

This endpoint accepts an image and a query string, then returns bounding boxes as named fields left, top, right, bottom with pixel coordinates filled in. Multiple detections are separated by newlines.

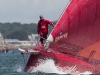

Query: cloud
left=0, top=0, right=70, bottom=23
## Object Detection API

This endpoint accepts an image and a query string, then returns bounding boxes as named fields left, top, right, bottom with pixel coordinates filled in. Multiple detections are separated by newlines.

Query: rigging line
left=22, top=54, right=26, bottom=64
left=21, top=53, right=26, bottom=65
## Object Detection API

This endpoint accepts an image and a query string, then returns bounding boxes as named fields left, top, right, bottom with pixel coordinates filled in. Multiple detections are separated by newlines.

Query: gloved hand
left=53, top=24, right=55, bottom=27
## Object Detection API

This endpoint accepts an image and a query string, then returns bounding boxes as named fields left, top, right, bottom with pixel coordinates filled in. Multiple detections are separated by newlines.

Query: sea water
left=0, top=50, right=93, bottom=75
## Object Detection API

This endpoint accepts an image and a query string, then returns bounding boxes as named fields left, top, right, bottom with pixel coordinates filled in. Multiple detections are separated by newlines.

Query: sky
left=0, top=0, right=70, bottom=24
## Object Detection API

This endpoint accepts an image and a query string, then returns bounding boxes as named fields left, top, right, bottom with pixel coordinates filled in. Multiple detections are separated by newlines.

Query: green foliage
left=0, top=21, right=57, bottom=40
left=7, top=30, right=28, bottom=40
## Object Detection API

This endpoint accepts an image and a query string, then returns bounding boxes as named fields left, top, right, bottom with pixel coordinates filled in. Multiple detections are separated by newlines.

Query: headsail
left=47, top=0, right=100, bottom=60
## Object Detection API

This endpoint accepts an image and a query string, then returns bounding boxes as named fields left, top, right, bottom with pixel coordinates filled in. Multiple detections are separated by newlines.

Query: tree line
left=0, top=21, right=56, bottom=40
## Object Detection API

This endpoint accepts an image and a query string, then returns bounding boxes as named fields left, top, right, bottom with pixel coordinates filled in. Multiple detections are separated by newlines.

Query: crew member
left=38, top=15, right=55, bottom=44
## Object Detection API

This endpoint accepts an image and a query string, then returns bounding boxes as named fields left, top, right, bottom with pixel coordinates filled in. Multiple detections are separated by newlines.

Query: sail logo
left=60, top=32, right=63, bottom=35
left=55, top=33, right=68, bottom=42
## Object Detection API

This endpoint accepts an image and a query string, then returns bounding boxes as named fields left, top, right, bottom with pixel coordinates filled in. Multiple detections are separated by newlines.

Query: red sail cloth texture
left=50, top=0, right=100, bottom=58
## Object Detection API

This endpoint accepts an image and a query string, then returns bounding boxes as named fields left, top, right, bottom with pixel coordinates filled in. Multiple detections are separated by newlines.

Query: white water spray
left=29, top=59, right=92, bottom=75
left=13, top=64, right=23, bottom=72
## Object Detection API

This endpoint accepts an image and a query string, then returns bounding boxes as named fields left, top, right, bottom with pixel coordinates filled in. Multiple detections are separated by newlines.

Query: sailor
left=38, top=15, right=55, bottom=45
left=21, top=15, right=55, bottom=54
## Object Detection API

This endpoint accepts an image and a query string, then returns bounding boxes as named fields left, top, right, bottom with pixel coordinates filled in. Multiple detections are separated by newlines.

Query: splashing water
left=13, top=64, right=24, bottom=72
left=27, top=59, right=92, bottom=75
left=11, top=51, right=92, bottom=75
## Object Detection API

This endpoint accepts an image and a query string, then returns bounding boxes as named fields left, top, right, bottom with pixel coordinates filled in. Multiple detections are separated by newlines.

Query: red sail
left=49, top=0, right=100, bottom=60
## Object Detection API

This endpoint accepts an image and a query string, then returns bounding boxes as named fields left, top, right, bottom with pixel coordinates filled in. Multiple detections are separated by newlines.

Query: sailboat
left=24, top=0, right=100, bottom=73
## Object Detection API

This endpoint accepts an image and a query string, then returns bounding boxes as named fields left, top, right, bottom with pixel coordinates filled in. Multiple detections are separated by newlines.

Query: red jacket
left=38, top=19, right=54, bottom=34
